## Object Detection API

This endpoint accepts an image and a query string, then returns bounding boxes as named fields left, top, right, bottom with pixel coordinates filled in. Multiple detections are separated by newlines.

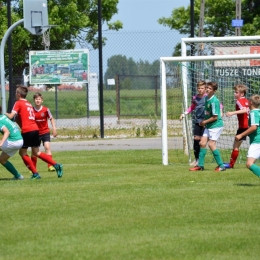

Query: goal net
left=160, top=36, right=260, bottom=166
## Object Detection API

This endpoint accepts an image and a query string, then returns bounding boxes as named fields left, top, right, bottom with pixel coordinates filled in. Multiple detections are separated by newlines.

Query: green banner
left=29, top=49, right=89, bottom=84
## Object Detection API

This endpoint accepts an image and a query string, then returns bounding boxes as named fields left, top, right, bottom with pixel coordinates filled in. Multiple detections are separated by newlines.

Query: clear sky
left=90, top=0, right=191, bottom=74
left=110, top=0, right=190, bottom=31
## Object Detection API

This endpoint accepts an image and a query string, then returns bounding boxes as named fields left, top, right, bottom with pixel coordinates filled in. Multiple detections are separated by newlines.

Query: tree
left=104, top=55, right=160, bottom=90
left=242, top=0, right=260, bottom=36
left=158, top=0, right=235, bottom=38
left=157, top=0, right=260, bottom=56
left=105, top=55, right=160, bottom=80
left=0, top=0, right=122, bottom=75
left=104, top=55, right=138, bottom=86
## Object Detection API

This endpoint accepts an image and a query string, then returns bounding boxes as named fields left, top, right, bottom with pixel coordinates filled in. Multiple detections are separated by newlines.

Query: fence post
left=155, top=75, right=158, bottom=116
left=116, top=74, right=120, bottom=122
left=86, top=83, right=89, bottom=118
left=55, top=85, right=58, bottom=120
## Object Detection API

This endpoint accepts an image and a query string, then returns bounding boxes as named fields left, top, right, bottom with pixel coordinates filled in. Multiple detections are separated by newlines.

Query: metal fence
left=5, top=30, right=184, bottom=136
left=115, top=75, right=160, bottom=120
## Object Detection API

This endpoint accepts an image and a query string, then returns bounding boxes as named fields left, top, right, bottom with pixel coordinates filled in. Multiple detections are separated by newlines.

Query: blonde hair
left=197, top=80, right=206, bottom=88
left=249, top=95, right=260, bottom=108
left=234, top=84, right=247, bottom=96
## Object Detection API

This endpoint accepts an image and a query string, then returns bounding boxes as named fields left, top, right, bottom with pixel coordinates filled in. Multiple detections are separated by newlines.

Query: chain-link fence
left=4, top=30, right=184, bottom=139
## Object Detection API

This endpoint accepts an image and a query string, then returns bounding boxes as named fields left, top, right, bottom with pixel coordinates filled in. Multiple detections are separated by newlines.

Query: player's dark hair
left=234, top=84, right=247, bottom=96
left=33, top=92, right=43, bottom=99
left=206, top=81, right=218, bottom=91
left=16, top=85, right=28, bottom=98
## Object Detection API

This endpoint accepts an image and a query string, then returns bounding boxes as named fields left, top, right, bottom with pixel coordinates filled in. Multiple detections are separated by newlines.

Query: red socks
left=47, top=155, right=53, bottom=168
left=38, top=152, right=56, bottom=166
left=31, top=156, right=37, bottom=168
left=230, top=149, right=239, bottom=168
left=32, top=154, right=53, bottom=168
left=22, top=155, right=37, bottom=173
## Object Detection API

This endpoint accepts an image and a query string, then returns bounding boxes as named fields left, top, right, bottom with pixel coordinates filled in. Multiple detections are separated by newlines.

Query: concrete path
left=50, top=138, right=165, bottom=151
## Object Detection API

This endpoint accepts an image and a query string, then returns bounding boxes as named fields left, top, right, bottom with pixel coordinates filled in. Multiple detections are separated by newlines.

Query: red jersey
left=236, top=97, right=249, bottom=128
left=12, top=99, right=38, bottom=133
left=33, top=106, right=53, bottom=135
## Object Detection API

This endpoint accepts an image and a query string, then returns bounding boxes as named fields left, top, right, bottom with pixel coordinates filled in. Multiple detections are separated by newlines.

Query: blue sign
left=232, top=19, right=244, bottom=27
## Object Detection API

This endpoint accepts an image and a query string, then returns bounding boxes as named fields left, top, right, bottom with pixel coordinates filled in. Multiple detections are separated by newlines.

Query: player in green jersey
left=0, top=107, right=24, bottom=180
left=189, top=82, right=226, bottom=172
left=235, top=94, right=260, bottom=178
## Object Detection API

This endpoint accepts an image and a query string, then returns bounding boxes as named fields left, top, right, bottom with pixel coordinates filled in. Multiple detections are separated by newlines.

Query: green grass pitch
left=0, top=149, right=260, bottom=260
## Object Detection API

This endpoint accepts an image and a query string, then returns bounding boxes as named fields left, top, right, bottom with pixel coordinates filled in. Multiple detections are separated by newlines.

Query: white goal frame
left=160, top=36, right=260, bottom=165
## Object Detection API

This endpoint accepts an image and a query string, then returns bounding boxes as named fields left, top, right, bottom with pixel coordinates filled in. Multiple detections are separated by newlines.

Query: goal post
left=160, top=36, right=260, bottom=166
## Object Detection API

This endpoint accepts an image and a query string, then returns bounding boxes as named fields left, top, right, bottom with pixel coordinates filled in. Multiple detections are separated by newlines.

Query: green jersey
left=204, top=95, right=223, bottom=129
left=0, top=115, right=22, bottom=142
left=248, top=109, right=260, bottom=144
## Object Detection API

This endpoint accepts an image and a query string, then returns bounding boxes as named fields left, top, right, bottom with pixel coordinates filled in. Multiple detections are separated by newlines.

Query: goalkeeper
left=225, top=84, right=249, bottom=168
left=180, top=80, right=207, bottom=166
left=189, top=81, right=225, bottom=172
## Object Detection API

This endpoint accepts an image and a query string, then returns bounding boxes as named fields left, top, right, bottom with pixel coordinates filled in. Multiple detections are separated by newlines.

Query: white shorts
left=247, top=144, right=260, bottom=159
left=1, top=139, right=23, bottom=157
left=203, top=127, right=223, bottom=141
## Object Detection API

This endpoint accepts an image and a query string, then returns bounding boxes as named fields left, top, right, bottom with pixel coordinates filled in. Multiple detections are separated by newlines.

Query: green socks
left=198, top=148, right=207, bottom=167
left=249, top=164, right=260, bottom=177
left=212, top=149, right=224, bottom=168
left=2, top=161, right=20, bottom=178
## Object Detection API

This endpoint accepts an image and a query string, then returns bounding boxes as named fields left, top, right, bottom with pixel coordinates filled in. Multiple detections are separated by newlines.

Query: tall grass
left=0, top=149, right=260, bottom=260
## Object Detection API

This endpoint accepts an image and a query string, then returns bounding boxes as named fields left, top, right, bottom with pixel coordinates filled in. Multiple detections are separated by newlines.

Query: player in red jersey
left=31, top=92, right=57, bottom=172
left=5, top=85, right=63, bottom=179
left=225, top=84, right=249, bottom=168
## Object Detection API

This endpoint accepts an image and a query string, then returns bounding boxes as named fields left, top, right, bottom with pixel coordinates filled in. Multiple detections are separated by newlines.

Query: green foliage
left=142, top=115, right=159, bottom=137
left=104, top=55, right=160, bottom=90
left=158, top=0, right=260, bottom=56
left=158, top=0, right=236, bottom=37
left=104, top=55, right=137, bottom=85
left=1, top=149, right=260, bottom=259
left=121, top=77, right=132, bottom=90
left=136, top=127, right=141, bottom=137
left=0, top=0, right=122, bottom=74
left=75, top=104, right=87, bottom=115
left=92, top=127, right=99, bottom=138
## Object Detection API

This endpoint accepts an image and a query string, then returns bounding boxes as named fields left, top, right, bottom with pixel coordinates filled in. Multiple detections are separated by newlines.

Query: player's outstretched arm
left=226, top=107, right=248, bottom=117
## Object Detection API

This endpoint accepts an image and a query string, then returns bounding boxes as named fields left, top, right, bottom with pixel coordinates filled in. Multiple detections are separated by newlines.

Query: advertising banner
left=29, top=49, right=89, bottom=84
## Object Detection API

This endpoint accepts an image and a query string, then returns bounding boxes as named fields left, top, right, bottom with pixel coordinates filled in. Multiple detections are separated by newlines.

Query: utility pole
left=7, top=0, right=14, bottom=113
left=198, top=0, right=205, bottom=37
left=235, top=0, right=241, bottom=36
left=98, top=0, right=104, bottom=138
left=190, top=0, right=195, bottom=39
left=190, top=0, right=195, bottom=96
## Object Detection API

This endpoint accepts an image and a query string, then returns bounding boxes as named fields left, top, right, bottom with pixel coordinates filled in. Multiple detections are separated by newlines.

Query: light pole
left=98, top=0, right=104, bottom=138
left=190, top=0, right=195, bottom=96
left=7, top=0, right=14, bottom=113
left=235, top=0, right=241, bottom=36
left=190, top=0, right=194, bottom=39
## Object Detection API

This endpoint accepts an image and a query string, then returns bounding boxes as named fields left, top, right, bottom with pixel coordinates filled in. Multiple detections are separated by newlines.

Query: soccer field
left=0, top=149, right=260, bottom=260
